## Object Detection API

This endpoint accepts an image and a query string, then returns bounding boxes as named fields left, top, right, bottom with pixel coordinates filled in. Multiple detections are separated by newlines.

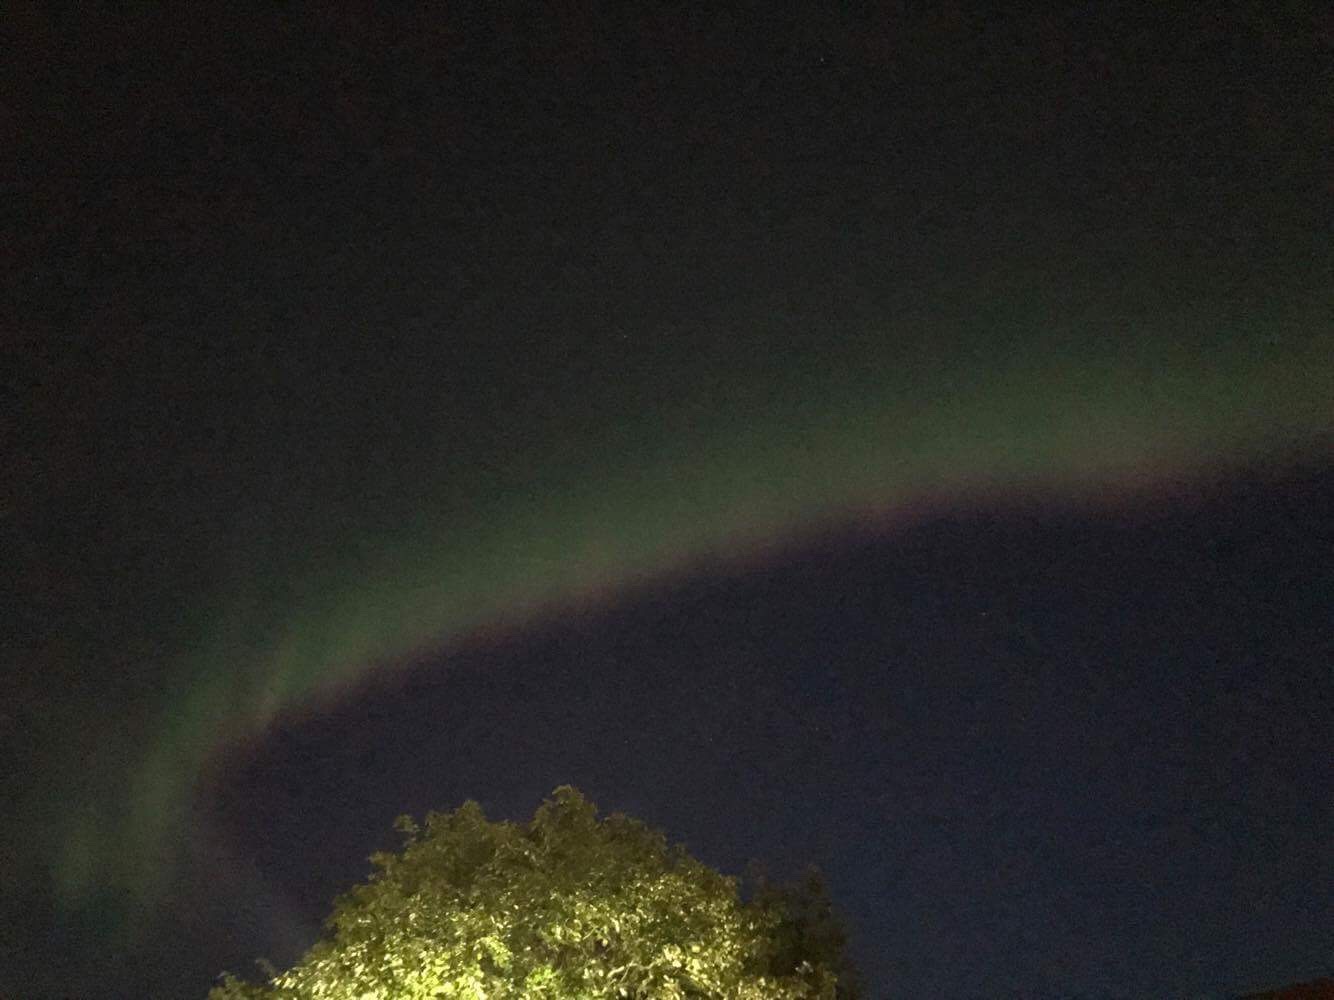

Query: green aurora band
left=44, top=249, right=1334, bottom=918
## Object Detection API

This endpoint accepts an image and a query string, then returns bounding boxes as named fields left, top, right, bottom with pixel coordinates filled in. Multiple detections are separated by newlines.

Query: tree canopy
left=209, top=786, right=858, bottom=999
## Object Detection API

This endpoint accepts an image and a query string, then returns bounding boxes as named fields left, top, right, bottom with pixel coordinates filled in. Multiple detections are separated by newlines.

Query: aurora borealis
left=45, top=253, right=1333, bottom=917
left=8, top=6, right=1333, bottom=997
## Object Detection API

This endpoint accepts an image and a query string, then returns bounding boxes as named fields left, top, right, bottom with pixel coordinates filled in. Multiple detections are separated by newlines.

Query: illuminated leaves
left=208, top=787, right=845, bottom=999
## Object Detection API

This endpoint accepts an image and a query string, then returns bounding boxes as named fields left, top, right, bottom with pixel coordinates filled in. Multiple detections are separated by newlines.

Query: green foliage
left=749, top=866, right=864, bottom=1000
left=209, top=787, right=855, bottom=999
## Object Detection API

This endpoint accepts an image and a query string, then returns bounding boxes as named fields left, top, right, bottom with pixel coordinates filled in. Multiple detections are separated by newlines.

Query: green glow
left=48, top=252, right=1334, bottom=910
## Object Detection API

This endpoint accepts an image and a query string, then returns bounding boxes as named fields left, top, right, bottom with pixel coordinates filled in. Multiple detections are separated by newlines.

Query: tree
left=749, top=865, right=863, bottom=999
left=209, top=786, right=858, bottom=999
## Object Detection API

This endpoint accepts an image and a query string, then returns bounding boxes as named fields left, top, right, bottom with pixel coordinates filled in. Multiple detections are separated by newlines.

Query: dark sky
left=5, top=5, right=1332, bottom=998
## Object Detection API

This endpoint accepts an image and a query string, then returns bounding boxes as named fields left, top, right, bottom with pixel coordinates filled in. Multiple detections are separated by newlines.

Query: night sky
left=6, top=5, right=1333, bottom=998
